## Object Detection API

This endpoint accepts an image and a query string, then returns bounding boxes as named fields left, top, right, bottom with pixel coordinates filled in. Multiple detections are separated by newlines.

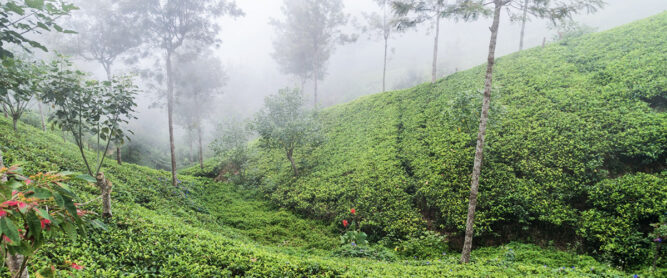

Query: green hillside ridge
left=184, top=12, right=666, bottom=269
left=4, top=106, right=644, bottom=277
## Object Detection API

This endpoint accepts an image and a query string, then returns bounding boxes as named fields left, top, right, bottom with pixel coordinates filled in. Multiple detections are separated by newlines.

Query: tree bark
left=286, top=149, right=298, bottom=176
left=197, top=123, right=204, bottom=170
left=166, top=50, right=178, bottom=187
left=116, top=146, right=122, bottom=165
left=0, top=148, right=6, bottom=182
left=519, top=0, right=528, bottom=51
left=12, top=117, right=18, bottom=131
left=96, top=172, right=112, bottom=218
left=461, top=0, right=502, bottom=264
left=431, top=9, right=441, bottom=83
left=6, top=253, right=28, bottom=278
left=38, top=102, right=46, bottom=132
left=382, top=36, right=388, bottom=92
left=313, top=63, right=318, bottom=108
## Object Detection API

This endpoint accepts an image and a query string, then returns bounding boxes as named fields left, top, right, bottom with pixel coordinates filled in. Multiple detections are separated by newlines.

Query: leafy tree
left=392, top=0, right=474, bottom=83
left=41, top=57, right=138, bottom=218
left=250, top=88, right=319, bottom=176
left=0, top=57, right=45, bottom=131
left=66, top=0, right=142, bottom=164
left=364, top=0, right=404, bottom=92
left=173, top=49, right=227, bottom=170
left=119, top=0, right=242, bottom=187
left=0, top=0, right=77, bottom=58
left=271, top=0, right=355, bottom=107
left=456, top=0, right=606, bottom=263
left=211, top=118, right=250, bottom=180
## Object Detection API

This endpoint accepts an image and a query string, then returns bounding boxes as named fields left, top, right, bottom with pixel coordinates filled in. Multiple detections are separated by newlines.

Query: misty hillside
left=222, top=11, right=666, bottom=268
left=1, top=0, right=666, bottom=277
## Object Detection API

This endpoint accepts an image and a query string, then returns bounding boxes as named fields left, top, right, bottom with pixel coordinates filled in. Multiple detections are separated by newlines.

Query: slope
left=249, top=12, right=667, bottom=268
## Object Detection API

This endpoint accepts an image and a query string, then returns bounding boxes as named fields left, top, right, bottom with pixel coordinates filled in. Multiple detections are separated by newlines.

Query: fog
left=46, top=0, right=667, bottom=169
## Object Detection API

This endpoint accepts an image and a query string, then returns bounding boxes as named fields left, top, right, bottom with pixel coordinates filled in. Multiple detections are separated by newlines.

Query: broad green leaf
left=0, top=218, right=21, bottom=246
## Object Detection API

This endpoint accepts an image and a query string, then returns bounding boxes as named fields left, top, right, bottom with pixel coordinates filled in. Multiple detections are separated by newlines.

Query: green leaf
left=25, top=0, right=45, bottom=9
left=90, top=219, right=108, bottom=231
left=75, top=174, right=96, bottom=183
left=0, top=218, right=21, bottom=246
left=33, top=188, right=52, bottom=199
left=62, top=221, right=76, bottom=242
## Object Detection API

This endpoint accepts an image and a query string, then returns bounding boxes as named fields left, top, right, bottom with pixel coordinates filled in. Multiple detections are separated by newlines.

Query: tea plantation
left=1, top=11, right=665, bottom=278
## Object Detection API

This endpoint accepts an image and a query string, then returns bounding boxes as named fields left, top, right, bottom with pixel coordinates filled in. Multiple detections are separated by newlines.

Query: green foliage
left=0, top=165, right=102, bottom=277
left=394, top=231, right=448, bottom=259
left=250, top=88, right=321, bottom=176
left=0, top=57, right=45, bottom=130
left=0, top=99, right=644, bottom=277
left=41, top=56, right=138, bottom=176
left=209, top=118, right=251, bottom=180
left=0, top=0, right=78, bottom=58
left=251, top=12, right=667, bottom=267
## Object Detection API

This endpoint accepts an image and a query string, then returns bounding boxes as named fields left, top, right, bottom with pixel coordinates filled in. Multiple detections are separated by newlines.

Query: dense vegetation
left=209, top=12, right=667, bottom=269
left=8, top=108, right=653, bottom=276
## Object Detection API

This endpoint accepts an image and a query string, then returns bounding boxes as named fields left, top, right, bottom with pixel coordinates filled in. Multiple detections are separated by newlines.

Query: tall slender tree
left=120, top=0, right=242, bottom=187
left=173, top=49, right=227, bottom=170
left=392, top=0, right=457, bottom=83
left=365, top=0, right=404, bottom=92
left=457, top=0, right=605, bottom=263
left=271, top=0, right=355, bottom=107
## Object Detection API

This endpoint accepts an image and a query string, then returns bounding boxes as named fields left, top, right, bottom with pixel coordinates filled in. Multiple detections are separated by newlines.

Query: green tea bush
left=394, top=231, right=448, bottom=259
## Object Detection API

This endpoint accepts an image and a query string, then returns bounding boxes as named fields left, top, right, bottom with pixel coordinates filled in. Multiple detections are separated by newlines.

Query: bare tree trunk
left=461, top=0, right=502, bottom=264
left=519, top=0, right=528, bottom=51
left=6, top=253, right=28, bottom=278
left=313, top=67, right=318, bottom=108
left=38, top=102, right=46, bottom=132
left=96, top=172, right=112, bottom=218
left=189, top=131, right=194, bottom=162
left=382, top=36, right=388, bottom=92
left=166, top=50, right=178, bottom=188
left=12, top=117, right=18, bottom=131
left=116, top=146, right=122, bottom=165
left=197, top=123, right=204, bottom=170
left=431, top=10, right=441, bottom=83
left=286, top=149, right=298, bottom=176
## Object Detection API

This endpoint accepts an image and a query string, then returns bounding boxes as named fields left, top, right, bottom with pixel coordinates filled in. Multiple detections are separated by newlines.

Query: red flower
left=40, top=218, right=51, bottom=229
left=25, top=179, right=32, bottom=185
left=2, top=235, right=11, bottom=243
left=17, top=202, right=27, bottom=210
left=2, top=200, right=18, bottom=207
left=0, top=210, right=6, bottom=217
left=70, top=263, right=84, bottom=270
left=350, top=208, right=356, bottom=215
left=11, top=190, right=17, bottom=196
left=342, top=219, right=348, bottom=227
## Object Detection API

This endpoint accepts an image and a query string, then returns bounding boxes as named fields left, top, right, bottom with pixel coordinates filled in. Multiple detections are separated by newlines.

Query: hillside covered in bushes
left=239, top=12, right=667, bottom=268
